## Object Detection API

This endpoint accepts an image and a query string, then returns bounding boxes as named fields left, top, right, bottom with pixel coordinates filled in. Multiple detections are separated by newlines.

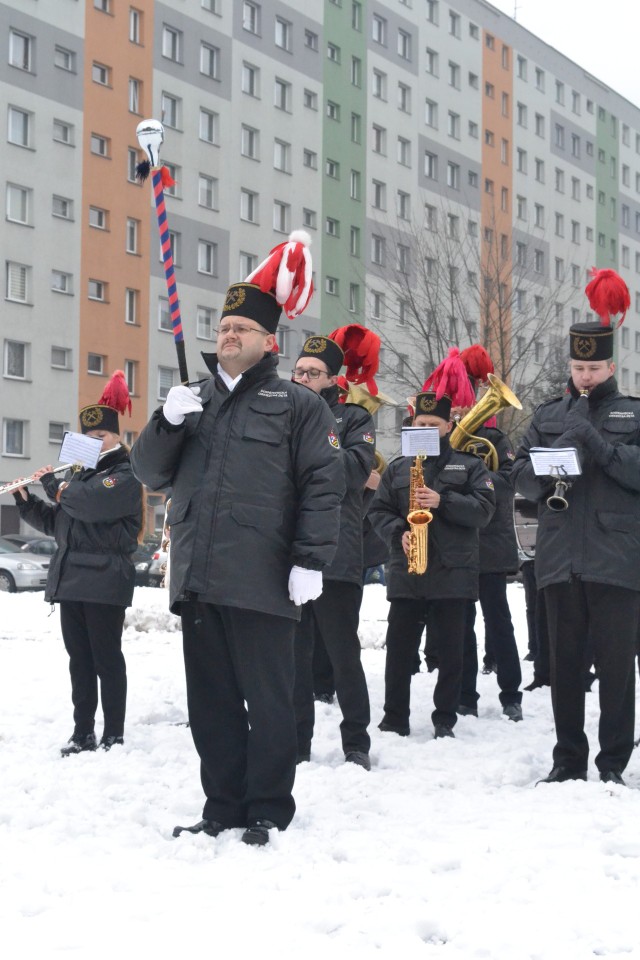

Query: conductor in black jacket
left=14, top=372, right=142, bottom=755
left=131, top=233, right=345, bottom=846
left=292, top=331, right=376, bottom=770
left=512, top=269, right=640, bottom=786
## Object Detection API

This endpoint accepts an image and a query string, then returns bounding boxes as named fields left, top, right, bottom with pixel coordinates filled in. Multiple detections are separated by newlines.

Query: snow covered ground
left=2, top=583, right=640, bottom=960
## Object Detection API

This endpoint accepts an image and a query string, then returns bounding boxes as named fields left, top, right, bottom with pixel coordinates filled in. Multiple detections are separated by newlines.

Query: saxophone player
left=369, top=390, right=495, bottom=739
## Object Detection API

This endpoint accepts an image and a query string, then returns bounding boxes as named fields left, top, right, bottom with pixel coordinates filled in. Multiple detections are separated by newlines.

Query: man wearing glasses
left=292, top=332, right=375, bottom=770
left=131, top=241, right=344, bottom=846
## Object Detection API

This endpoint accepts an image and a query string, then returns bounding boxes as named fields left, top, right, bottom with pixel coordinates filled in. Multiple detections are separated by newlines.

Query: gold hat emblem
left=304, top=336, right=328, bottom=354
left=418, top=396, right=437, bottom=413
left=573, top=335, right=597, bottom=359
left=80, top=406, right=104, bottom=428
left=223, top=285, right=247, bottom=313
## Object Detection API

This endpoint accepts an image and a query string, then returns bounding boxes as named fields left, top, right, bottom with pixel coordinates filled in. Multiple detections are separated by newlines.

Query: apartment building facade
left=3, top=0, right=640, bottom=530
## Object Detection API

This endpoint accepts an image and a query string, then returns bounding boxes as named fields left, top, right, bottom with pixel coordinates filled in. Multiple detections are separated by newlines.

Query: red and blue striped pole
left=136, top=119, right=189, bottom=384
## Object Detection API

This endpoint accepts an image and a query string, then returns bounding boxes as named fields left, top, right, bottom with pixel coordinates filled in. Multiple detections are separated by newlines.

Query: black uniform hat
left=569, top=268, right=630, bottom=361
left=79, top=370, right=132, bottom=435
left=297, top=335, right=345, bottom=376
left=413, top=391, right=452, bottom=422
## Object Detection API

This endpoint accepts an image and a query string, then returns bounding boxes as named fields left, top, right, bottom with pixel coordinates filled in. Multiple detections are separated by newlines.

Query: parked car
left=147, top=546, right=168, bottom=587
left=0, top=537, right=50, bottom=593
left=132, top=539, right=161, bottom=587
left=3, top=534, right=57, bottom=556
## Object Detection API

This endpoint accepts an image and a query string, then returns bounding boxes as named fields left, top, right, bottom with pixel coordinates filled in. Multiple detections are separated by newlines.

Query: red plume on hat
left=245, top=230, right=314, bottom=320
left=421, top=347, right=476, bottom=407
left=98, top=370, right=132, bottom=417
left=459, top=344, right=494, bottom=385
left=328, top=324, right=381, bottom=396
left=585, top=268, right=630, bottom=328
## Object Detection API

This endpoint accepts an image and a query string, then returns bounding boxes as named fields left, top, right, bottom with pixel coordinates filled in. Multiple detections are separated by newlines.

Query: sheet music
left=401, top=427, right=441, bottom=457
left=529, top=447, right=581, bottom=478
left=59, top=432, right=103, bottom=469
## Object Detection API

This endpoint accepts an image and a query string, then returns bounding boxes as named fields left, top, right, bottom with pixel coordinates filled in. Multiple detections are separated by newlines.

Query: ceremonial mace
left=135, top=119, right=189, bottom=384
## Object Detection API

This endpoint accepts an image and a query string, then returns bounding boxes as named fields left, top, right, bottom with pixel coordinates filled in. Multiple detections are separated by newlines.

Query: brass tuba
left=407, top=454, right=433, bottom=574
left=449, top=373, right=522, bottom=471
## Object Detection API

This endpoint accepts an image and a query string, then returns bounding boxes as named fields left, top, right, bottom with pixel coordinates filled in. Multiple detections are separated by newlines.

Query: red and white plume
left=328, top=324, right=381, bottom=396
left=422, top=347, right=476, bottom=407
left=585, top=268, right=630, bottom=328
left=245, top=230, right=314, bottom=320
left=98, top=370, right=132, bottom=417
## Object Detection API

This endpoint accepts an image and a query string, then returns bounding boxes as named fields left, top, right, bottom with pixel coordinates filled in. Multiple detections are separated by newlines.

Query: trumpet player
left=369, top=390, right=495, bottom=739
left=513, top=269, right=640, bottom=786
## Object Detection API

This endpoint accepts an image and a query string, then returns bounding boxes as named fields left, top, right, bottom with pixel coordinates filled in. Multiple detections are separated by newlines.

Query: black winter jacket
left=130, top=353, right=345, bottom=619
left=473, top=426, right=519, bottom=575
left=320, top=386, right=376, bottom=584
left=512, top=377, right=640, bottom=592
left=369, top=437, right=496, bottom=601
left=16, top=446, right=142, bottom=606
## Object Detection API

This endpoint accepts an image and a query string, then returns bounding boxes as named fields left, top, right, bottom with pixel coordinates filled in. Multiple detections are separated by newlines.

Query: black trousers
left=312, top=630, right=335, bottom=698
left=60, top=600, right=127, bottom=739
left=544, top=579, right=640, bottom=774
left=382, top=598, right=467, bottom=729
left=460, top=574, right=522, bottom=708
left=294, top=580, right=370, bottom=755
left=181, top=602, right=297, bottom=830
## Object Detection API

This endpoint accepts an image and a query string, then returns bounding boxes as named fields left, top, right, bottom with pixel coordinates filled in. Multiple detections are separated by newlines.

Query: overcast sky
left=488, top=0, right=640, bottom=110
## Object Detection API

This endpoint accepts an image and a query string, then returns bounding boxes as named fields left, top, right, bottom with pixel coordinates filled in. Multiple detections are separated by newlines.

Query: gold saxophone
left=407, top=454, right=433, bottom=575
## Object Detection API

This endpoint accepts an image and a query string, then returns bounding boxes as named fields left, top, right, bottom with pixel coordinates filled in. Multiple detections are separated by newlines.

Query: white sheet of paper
left=59, top=432, right=103, bottom=469
left=401, top=427, right=441, bottom=457
left=529, top=447, right=582, bottom=477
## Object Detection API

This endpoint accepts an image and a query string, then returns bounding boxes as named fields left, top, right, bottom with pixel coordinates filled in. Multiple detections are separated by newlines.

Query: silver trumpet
left=0, top=463, right=75, bottom=497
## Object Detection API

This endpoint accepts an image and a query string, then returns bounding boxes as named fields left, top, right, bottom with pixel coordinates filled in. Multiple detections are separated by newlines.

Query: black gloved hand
left=558, top=421, right=613, bottom=467
left=40, top=472, right=61, bottom=501
left=565, top=396, right=590, bottom=424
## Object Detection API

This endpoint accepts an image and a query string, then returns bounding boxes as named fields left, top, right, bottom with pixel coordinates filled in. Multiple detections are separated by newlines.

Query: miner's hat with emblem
left=222, top=230, right=314, bottom=334
left=79, top=370, right=132, bottom=435
left=298, top=334, right=345, bottom=376
left=413, top=391, right=452, bottom=423
left=570, top=268, right=630, bottom=361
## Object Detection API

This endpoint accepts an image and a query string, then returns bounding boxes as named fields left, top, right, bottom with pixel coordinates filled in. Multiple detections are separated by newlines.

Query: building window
left=372, top=14, right=387, bottom=45
left=6, top=184, right=31, bottom=225
left=325, top=217, right=339, bottom=238
left=372, top=124, right=386, bottom=154
left=90, top=133, right=109, bottom=157
left=447, top=162, right=460, bottom=190
left=305, top=29, right=319, bottom=50
left=349, top=284, right=360, bottom=314
left=371, top=235, right=385, bottom=266
left=54, top=45, right=76, bottom=72
left=127, top=148, right=138, bottom=182
left=449, top=113, right=461, bottom=140
left=92, top=61, right=111, bottom=85
left=425, top=48, right=438, bottom=77
left=9, top=30, right=34, bottom=72
left=53, top=119, right=74, bottom=145
left=51, top=270, right=73, bottom=294
left=325, top=158, right=340, bottom=179
left=126, top=218, right=139, bottom=254
left=350, top=56, right=362, bottom=87
left=397, top=137, right=411, bottom=166
left=52, top=195, right=73, bottom=220
left=129, top=7, right=142, bottom=43
left=350, top=226, right=360, bottom=257
left=199, top=109, right=219, bottom=145
left=88, top=279, right=107, bottom=302
left=426, top=0, right=438, bottom=24
left=49, top=421, right=68, bottom=444
left=274, top=78, right=291, bottom=111
left=162, top=25, right=182, bottom=62
left=398, top=29, right=411, bottom=60
left=241, top=124, right=259, bottom=159
left=125, top=288, right=138, bottom=324
left=397, top=245, right=410, bottom=274
left=242, top=62, right=259, bottom=97
left=161, top=93, right=180, bottom=129
left=425, top=99, right=438, bottom=128
left=325, top=276, right=339, bottom=296
left=241, top=188, right=258, bottom=223
left=274, top=140, right=291, bottom=173
left=243, top=1, right=260, bottom=33
left=4, top=340, right=27, bottom=379
left=302, top=208, right=316, bottom=230
left=51, top=346, right=71, bottom=369
left=327, top=42, right=340, bottom=63
left=197, top=306, right=216, bottom=340
left=8, top=106, right=32, bottom=147
left=199, top=174, right=218, bottom=209
left=198, top=240, right=217, bottom=275
left=273, top=200, right=290, bottom=233
left=158, top=367, right=178, bottom=401
left=88, top=353, right=105, bottom=375
left=200, top=43, right=220, bottom=79
left=448, top=61, right=460, bottom=88
left=2, top=419, right=26, bottom=456
left=424, top=152, right=438, bottom=180
left=303, top=89, right=318, bottom=110
left=326, top=100, right=340, bottom=121
left=275, top=17, right=292, bottom=51
left=89, top=206, right=107, bottom=229
left=158, top=297, right=171, bottom=331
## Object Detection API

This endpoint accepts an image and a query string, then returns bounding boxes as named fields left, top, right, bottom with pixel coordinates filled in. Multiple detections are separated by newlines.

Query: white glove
left=288, top=566, right=323, bottom=606
left=163, top=385, right=202, bottom=425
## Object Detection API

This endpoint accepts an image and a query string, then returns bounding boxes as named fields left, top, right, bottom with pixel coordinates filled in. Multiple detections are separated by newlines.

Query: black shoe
left=536, top=766, right=587, bottom=785
left=100, top=735, right=124, bottom=751
left=502, top=704, right=523, bottom=722
left=314, top=693, right=334, bottom=704
left=457, top=705, right=478, bottom=717
left=378, top=720, right=410, bottom=736
left=524, top=678, right=549, bottom=691
left=242, top=819, right=277, bottom=846
left=425, top=658, right=438, bottom=673
left=600, top=770, right=626, bottom=786
left=481, top=661, right=497, bottom=675
left=434, top=724, right=455, bottom=739
left=60, top=732, right=97, bottom=757
left=172, top=819, right=225, bottom=838
left=523, top=652, right=535, bottom=662
left=296, top=753, right=311, bottom=764
left=345, top=751, right=371, bottom=771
